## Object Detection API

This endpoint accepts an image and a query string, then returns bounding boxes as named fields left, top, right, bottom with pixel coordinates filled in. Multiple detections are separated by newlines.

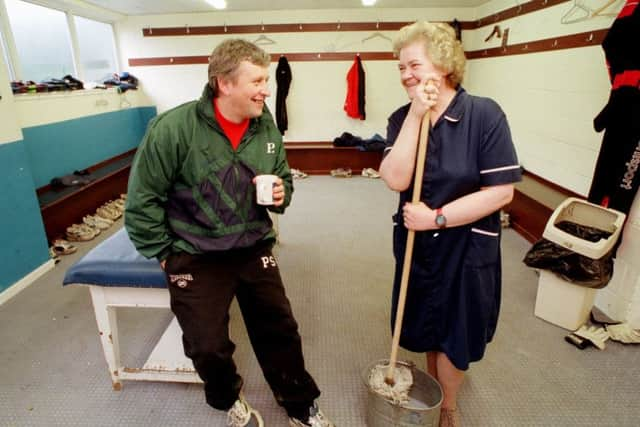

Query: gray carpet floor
left=1, top=176, right=638, bottom=426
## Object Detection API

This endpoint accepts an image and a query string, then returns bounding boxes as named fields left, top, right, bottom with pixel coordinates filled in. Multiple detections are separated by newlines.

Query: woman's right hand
left=410, top=75, right=440, bottom=118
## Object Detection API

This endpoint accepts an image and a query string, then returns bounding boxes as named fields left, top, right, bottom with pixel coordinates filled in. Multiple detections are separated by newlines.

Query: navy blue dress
left=385, top=87, right=521, bottom=370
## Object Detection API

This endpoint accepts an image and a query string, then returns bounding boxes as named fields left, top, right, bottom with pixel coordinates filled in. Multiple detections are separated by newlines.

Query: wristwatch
left=435, top=208, right=447, bottom=229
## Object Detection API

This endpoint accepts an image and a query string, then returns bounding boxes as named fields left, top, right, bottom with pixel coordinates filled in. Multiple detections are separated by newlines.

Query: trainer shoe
left=289, top=402, right=334, bottom=427
left=361, top=167, right=380, bottom=178
left=227, top=394, right=264, bottom=427
left=330, top=167, right=352, bottom=178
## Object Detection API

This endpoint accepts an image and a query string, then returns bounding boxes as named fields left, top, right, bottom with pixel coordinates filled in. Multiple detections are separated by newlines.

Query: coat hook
left=586, top=33, right=594, bottom=42
left=552, top=39, right=558, bottom=47
left=169, top=58, right=174, bottom=63
left=376, top=21, right=380, bottom=29
left=522, top=44, right=529, bottom=51
left=148, top=26, right=152, bottom=35
left=299, top=23, right=303, bottom=30
left=224, top=22, right=227, bottom=33
left=337, top=21, right=341, bottom=30
left=261, top=21, right=264, bottom=31
left=185, top=24, right=190, bottom=34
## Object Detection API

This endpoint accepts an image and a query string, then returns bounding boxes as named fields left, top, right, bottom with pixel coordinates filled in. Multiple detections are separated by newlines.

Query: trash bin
left=534, top=198, right=626, bottom=330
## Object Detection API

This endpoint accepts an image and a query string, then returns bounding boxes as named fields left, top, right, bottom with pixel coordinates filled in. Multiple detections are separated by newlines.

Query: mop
left=368, top=107, right=431, bottom=406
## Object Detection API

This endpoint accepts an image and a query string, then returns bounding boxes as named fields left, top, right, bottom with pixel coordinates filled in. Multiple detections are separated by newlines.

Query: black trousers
left=164, top=242, right=320, bottom=419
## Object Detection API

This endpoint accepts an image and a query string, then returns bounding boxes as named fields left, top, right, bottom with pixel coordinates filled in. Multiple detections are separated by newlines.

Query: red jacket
left=344, top=55, right=365, bottom=120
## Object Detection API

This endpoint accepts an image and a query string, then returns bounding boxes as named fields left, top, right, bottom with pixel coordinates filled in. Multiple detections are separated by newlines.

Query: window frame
left=0, top=0, right=120, bottom=84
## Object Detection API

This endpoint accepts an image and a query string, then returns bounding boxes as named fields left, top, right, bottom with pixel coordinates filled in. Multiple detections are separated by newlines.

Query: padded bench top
left=63, top=227, right=167, bottom=288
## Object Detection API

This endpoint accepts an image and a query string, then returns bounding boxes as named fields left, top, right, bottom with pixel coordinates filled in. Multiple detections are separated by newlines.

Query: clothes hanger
left=253, top=34, right=276, bottom=45
left=560, top=0, right=594, bottom=24
left=362, top=31, right=391, bottom=42
left=484, top=25, right=502, bottom=42
left=591, top=0, right=619, bottom=17
left=362, top=21, right=391, bottom=43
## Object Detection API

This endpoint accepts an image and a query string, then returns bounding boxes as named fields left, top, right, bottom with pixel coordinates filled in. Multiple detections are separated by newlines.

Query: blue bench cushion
left=63, top=228, right=167, bottom=288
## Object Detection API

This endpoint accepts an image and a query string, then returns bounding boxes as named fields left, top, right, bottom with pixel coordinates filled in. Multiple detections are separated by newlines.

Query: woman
left=379, top=21, right=521, bottom=427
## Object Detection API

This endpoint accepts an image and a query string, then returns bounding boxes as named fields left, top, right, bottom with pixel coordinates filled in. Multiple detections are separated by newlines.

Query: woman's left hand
left=402, top=202, right=433, bottom=231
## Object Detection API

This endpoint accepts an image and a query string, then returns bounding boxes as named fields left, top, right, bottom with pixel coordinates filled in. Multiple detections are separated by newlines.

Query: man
left=125, top=39, right=334, bottom=427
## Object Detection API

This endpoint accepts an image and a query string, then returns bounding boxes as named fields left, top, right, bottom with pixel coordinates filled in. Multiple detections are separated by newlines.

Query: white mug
left=256, top=174, right=279, bottom=205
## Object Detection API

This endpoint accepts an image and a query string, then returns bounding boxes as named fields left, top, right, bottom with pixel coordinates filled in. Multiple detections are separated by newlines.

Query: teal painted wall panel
left=0, top=140, right=50, bottom=293
left=23, top=106, right=156, bottom=188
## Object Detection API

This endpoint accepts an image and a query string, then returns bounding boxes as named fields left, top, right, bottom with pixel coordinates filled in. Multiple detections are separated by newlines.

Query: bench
left=38, top=150, right=135, bottom=241
left=63, top=228, right=201, bottom=390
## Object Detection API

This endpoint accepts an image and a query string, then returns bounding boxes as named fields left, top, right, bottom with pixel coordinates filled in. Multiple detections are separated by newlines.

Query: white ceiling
left=81, top=0, right=490, bottom=16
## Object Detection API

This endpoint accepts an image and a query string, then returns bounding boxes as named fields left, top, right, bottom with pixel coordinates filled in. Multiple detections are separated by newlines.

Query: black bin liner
left=523, top=221, right=614, bottom=289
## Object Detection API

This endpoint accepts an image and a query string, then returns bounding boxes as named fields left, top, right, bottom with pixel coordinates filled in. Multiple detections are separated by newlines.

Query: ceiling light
left=205, top=0, right=227, bottom=9
left=362, top=0, right=377, bottom=6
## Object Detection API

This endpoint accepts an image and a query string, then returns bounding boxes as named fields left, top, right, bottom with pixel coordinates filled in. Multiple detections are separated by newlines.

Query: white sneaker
left=226, top=395, right=264, bottom=427
left=361, top=167, right=380, bottom=178
left=289, top=402, right=334, bottom=427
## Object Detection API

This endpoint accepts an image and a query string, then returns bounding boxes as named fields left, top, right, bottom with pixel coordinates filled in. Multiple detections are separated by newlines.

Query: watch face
left=435, top=214, right=447, bottom=227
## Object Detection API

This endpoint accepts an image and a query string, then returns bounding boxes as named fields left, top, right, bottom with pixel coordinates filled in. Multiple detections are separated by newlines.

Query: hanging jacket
left=588, top=0, right=640, bottom=213
left=344, top=55, right=365, bottom=120
left=125, top=84, right=293, bottom=261
left=275, top=55, right=292, bottom=135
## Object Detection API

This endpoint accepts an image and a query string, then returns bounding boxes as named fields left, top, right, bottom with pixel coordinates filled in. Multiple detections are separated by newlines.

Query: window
left=0, top=27, right=13, bottom=79
left=75, top=16, right=117, bottom=83
left=5, top=0, right=75, bottom=82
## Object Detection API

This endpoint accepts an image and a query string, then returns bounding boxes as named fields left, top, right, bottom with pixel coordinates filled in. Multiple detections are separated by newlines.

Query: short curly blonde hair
left=392, top=21, right=465, bottom=87
left=208, top=39, right=271, bottom=96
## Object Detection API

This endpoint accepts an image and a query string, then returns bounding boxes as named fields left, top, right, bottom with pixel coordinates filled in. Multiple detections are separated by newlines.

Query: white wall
left=464, top=0, right=621, bottom=195
left=116, top=7, right=475, bottom=142
left=14, top=88, right=153, bottom=128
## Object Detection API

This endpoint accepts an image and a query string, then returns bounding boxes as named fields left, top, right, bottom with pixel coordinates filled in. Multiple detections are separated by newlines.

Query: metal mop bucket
left=363, top=360, right=443, bottom=427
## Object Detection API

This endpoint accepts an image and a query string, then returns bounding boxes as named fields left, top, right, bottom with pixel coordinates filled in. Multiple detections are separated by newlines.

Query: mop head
left=368, top=362, right=413, bottom=405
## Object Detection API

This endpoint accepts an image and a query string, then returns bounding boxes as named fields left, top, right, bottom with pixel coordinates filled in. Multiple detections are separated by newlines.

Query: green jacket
left=125, top=85, right=292, bottom=261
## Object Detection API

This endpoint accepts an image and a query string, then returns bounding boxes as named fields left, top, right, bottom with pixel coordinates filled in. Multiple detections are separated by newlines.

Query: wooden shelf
left=285, top=142, right=382, bottom=175
left=39, top=152, right=134, bottom=241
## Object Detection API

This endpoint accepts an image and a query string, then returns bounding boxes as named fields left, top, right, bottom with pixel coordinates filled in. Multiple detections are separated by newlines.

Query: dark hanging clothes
left=588, top=0, right=640, bottom=214
left=451, top=19, right=462, bottom=41
left=275, top=56, right=292, bottom=135
left=333, top=132, right=385, bottom=151
left=344, top=55, right=365, bottom=120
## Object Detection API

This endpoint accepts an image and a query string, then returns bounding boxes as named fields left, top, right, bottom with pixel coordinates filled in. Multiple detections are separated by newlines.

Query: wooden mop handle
left=385, top=109, right=431, bottom=385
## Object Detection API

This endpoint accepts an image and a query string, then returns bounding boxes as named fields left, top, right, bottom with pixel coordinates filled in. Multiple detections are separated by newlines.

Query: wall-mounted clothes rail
left=129, top=27, right=608, bottom=67
left=141, top=22, right=420, bottom=37
left=474, top=0, right=570, bottom=28
left=466, top=28, right=607, bottom=59
left=128, top=52, right=395, bottom=67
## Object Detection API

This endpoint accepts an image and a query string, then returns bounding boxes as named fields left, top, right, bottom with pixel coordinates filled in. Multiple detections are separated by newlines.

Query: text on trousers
left=261, top=256, right=277, bottom=269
